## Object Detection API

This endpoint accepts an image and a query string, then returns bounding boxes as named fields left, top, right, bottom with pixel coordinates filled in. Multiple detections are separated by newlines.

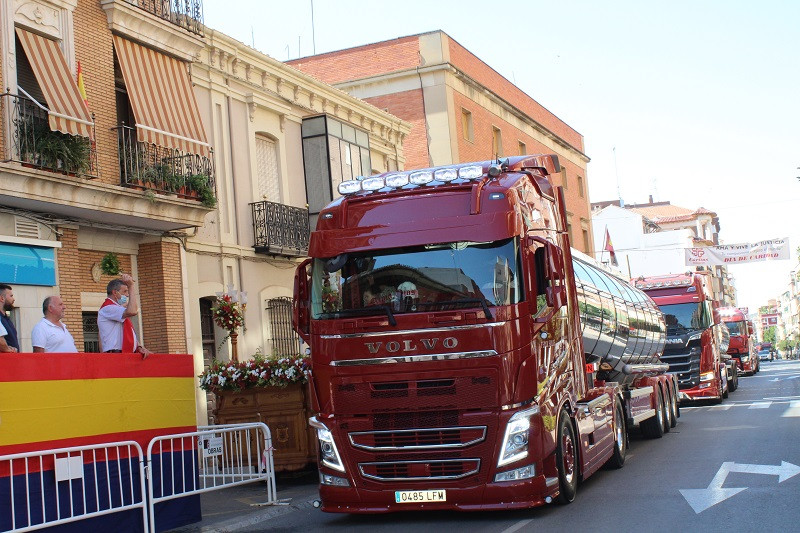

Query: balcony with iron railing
left=115, top=124, right=216, bottom=208
left=128, top=0, right=204, bottom=36
left=250, top=200, right=310, bottom=257
left=0, top=92, right=98, bottom=177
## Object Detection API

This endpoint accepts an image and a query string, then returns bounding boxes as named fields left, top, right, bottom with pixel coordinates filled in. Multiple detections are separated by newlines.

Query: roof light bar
left=338, top=180, right=362, bottom=195
left=361, top=176, right=385, bottom=191
left=336, top=164, right=487, bottom=195
left=434, top=168, right=458, bottom=182
left=459, top=165, right=484, bottom=180
left=384, top=173, right=409, bottom=188
left=409, top=171, right=433, bottom=185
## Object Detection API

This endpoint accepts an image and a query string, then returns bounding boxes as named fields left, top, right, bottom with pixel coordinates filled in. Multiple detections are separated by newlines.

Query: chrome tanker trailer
left=571, top=250, right=678, bottom=438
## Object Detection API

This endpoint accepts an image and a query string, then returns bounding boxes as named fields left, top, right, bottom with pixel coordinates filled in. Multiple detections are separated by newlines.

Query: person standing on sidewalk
left=31, top=296, right=78, bottom=353
left=98, top=274, right=151, bottom=359
left=0, top=284, right=19, bottom=352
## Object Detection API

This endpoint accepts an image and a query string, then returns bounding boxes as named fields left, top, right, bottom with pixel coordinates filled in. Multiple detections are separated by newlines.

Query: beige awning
left=15, top=28, right=93, bottom=139
left=113, top=35, right=209, bottom=156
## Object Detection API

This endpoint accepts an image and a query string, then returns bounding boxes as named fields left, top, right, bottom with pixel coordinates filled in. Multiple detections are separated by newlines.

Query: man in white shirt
left=97, top=274, right=151, bottom=359
left=31, top=295, right=78, bottom=353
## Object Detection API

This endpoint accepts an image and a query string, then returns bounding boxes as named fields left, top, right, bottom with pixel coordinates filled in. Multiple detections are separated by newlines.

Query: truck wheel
left=556, top=412, right=578, bottom=504
left=722, top=372, right=729, bottom=399
left=669, top=383, right=679, bottom=427
left=605, top=402, right=626, bottom=469
left=730, top=367, right=739, bottom=392
left=641, top=387, right=665, bottom=439
left=660, top=386, right=671, bottom=434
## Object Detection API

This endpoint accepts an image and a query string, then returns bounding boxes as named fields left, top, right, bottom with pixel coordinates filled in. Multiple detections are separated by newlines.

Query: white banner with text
left=685, top=237, right=790, bottom=266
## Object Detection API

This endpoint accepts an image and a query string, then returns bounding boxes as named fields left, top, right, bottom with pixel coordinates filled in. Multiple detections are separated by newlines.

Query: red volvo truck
left=635, top=272, right=729, bottom=402
left=294, top=156, right=677, bottom=512
left=718, top=307, right=758, bottom=375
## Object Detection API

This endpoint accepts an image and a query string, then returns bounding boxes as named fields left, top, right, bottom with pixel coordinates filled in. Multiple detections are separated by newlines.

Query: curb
left=175, top=493, right=320, bottom=533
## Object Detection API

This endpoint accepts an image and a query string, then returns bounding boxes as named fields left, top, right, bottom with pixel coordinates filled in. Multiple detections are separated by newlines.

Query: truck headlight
left=741, top=355, right=750, bottom=362
left=700, top=371, right=715, bottom=382
left=309, top=417, right=345, bottom=472
left=497, top=406, right=539, bottom=467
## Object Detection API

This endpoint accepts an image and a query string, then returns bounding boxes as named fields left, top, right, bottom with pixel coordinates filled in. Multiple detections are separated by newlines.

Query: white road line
left=748, top=402, right=772, bottom=409
left=709, top=404, right=732, bottom=410
left=781, top=401, right=800, bottom=418
left=500, top=518, right=534, bottom=533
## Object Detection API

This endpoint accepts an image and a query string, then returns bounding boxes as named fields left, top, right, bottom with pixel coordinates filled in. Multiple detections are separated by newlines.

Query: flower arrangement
left=211, top=294, right=245, bottom=332
left=321, top=285, right=340, bottom=313
left=198, top=354, right=311, bottom=393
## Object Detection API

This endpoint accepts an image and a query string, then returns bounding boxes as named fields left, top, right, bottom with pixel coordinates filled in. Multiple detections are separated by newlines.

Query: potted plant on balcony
left=188, top=173, right=217, bottom=208
left=199, top=353, right=315, bottom=471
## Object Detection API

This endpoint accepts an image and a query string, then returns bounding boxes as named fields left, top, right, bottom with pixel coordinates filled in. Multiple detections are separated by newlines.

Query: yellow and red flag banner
left=76, top=60, right=89, bottom=110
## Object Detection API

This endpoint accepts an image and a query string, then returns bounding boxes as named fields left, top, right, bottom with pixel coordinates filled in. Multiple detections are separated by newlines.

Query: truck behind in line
left=719, top=307, right=758, bottom=375
left=635, top=272, right=731, bottom=402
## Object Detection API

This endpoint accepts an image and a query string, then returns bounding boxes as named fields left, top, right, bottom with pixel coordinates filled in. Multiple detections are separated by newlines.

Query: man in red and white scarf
left=97, top=274, right=152, bottom=359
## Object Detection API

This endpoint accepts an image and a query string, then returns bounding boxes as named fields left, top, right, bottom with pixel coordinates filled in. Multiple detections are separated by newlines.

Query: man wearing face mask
left=97, top=274, right=152, bottom=359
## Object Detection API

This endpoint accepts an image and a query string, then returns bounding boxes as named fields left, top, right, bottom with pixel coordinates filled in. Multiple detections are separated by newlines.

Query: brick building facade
left=288, top=31, right=595, bottom=255
left=0, top=0, right=408, bottom=424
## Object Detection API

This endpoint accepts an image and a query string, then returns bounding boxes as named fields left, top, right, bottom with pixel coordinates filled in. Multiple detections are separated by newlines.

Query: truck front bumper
left=318, top=473, right=556, bottom=513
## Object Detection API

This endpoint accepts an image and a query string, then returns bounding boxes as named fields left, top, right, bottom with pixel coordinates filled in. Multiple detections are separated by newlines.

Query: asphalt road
left=203, top=359, right=800, bottom=532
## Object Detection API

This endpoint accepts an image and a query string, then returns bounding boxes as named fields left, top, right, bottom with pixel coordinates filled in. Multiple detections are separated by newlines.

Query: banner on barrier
left=685, top=237, right=790, bottom=266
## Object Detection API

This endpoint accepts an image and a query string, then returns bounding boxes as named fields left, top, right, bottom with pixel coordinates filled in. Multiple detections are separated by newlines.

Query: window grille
left=266, top=297, right=301, bottom=357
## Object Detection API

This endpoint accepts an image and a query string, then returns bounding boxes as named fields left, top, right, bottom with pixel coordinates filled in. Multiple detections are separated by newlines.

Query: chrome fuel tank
left=571, top=253, right=666, bottom=385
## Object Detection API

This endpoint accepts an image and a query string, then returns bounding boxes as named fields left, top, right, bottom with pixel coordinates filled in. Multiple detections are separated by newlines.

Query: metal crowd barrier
left=146, top=422, right=278, bottom=533
left=0, top=441, right=147, bottom=532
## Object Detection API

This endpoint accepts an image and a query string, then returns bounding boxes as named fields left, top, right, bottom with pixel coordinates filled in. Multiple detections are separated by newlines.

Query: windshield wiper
left=327, top=305, right=397, bottom=326
left=417, top=298, right=494, bottom=320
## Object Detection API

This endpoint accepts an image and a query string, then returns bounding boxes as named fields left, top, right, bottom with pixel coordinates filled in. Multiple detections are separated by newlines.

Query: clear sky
left=203, top=0, right=800, bottom=314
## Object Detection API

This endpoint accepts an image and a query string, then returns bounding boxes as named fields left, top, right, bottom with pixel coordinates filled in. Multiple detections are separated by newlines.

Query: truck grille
left=660, top=343, right=701, bottom=388
left=349, top=426, right=487, bottom=451
left=359, top=459, right=481, bottom=481
left=333, top=376, right=495, bottom=414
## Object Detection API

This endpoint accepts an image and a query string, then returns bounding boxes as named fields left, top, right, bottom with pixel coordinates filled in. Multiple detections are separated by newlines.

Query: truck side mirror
left=546, top=285, right=566, bottom=309
left=293, top=258, right=312, bottom=343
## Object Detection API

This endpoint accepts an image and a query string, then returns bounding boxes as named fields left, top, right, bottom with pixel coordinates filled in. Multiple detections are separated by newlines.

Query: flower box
left=212, top=384, right=316, bottom=472
left=199, top=355, right=315, bottom=472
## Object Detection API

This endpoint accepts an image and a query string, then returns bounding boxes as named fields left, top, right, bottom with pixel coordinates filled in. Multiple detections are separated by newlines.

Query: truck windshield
left=661, top=302, right=712, bottom=334
left=310, top=238, right=521, bottom=320
left=725, top=320, right=747, bottom=336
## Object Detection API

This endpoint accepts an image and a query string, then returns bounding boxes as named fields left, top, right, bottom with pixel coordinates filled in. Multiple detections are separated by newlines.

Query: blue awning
left=0, top=243, right=56, bottom=286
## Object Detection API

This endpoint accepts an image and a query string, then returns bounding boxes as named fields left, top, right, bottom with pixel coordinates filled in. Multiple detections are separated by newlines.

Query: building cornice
left=333, top=62, right=590, bottom=164
left=0, top=163, right=212, bottom=231
left=199, top=30, right=411, bottom=149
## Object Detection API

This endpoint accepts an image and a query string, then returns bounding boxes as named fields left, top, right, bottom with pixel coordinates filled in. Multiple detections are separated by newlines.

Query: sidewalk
left=167, top=467, right=320, bottom=533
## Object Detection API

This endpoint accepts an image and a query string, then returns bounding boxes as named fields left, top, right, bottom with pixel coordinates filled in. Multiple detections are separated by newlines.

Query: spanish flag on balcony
left=0, top=353, right=200, bottom=532
left=76, top=60, right=89, bottom=110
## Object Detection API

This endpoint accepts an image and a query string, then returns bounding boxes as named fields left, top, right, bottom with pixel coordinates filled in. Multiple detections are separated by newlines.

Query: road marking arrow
left=770, top=375, right=800, bottom=382
left=680, top=461, right=800, bottom=513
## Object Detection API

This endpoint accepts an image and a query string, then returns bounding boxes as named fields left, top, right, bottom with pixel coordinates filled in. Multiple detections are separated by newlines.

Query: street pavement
left=169, top=359, right=800, bottom=532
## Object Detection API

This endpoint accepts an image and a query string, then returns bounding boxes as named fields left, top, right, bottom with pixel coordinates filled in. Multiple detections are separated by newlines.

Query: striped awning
left=15, top=28, right=93, bottom=139
left=113, top=35, right=209, bottom=156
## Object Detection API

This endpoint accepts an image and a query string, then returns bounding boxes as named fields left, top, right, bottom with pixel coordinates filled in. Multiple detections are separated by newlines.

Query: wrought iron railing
left=250, top=200, right=310, bottom=257
left=0, top=92, right=98, bottom=177
left=131, top=0, right=204, bottom=36
left=115, top=125, right=216, bottom=207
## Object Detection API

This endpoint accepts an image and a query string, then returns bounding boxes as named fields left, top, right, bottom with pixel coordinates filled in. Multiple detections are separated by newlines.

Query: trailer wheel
left=729, top=365, right=738, bottom=392
left=669, top=383, right=679, bottom=427
left=641, top=386, right=665, bottom=438
left=556, top=412, right=578, bottom=504
left=721, top=370, right=729, bottom=400
left=660, top=385, right=671, bottom=434
left=605, top=402, right=626, bottom=469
